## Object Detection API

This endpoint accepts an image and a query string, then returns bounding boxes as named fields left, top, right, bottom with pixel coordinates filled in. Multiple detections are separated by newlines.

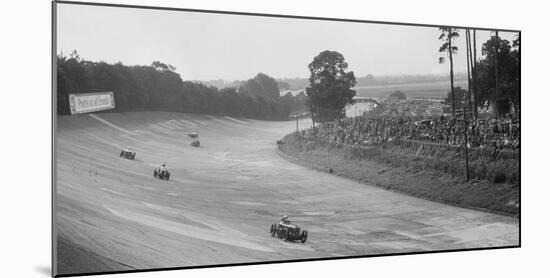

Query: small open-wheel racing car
left=270, top=222, right=308, bottom=243
left=188, top=132, right=200, bottom=147
left=153, top=168, right=170, bottom=180
left=191, top=139, right=200, bottom=147
left=120, top=150, right=136, bottom=160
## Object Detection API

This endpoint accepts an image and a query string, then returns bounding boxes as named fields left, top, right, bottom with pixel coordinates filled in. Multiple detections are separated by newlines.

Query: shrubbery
left=56, top=54, right=304, bottom=120
left=279, top=133, right=519, bottom=215
left=283, top=132, right=519, bottom=185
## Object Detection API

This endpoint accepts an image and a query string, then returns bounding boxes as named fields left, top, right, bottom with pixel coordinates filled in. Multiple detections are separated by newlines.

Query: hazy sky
left=57, top=3, right=518, bottom=81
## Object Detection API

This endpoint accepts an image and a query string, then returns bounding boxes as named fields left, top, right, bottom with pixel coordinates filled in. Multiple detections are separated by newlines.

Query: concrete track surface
left=55, top=112, right=519, bottom=275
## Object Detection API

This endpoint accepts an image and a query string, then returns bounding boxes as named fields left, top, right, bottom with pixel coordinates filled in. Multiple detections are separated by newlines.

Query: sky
left=57, top=3, right=519, bottom=81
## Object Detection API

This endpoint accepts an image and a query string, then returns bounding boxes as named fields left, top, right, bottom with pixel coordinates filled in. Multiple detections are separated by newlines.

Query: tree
left=151, top=61, right=176, bottom=71
left=239, top=73, right=280, bottom=99
left=476, top=36, right=519, bottom=115
left=356, top=74, right=377, bottom=86
left=255, top=73, right=280, bottom=99
left=305, top=50, right=357, bottom=123
left=56, top=54, right=296, bottom=120
left=277, top=80, right=290, bottom=90
left=510, top=34, right=520, bottom=114
left=389, top=90, right=406, bottom=100
left=443, top=87, right=469, bottom=112
left=438, top=27, right=459, bottom=117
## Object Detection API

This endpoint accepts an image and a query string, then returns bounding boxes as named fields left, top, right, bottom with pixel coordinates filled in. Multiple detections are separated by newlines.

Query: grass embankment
left=279, top=133, right=519, bottom=216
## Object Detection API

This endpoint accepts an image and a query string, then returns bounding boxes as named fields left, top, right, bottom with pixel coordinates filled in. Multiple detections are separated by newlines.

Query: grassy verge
left=279, top=133, right=519, bottom=217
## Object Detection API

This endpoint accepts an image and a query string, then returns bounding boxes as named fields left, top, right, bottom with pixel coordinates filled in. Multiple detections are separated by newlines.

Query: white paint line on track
left=179, top=119, right=198, bottom=128
left=192, top=120, right=207, bottom=125
left=89, top=114, right=136, bottom=135
left=207, top=115, right=243, bottom=127
left=90, top=135, right=126, bottom=148
left=163, top=120, right=183, bottom=130
left=166, top=120, right=189, bottom=129
left=119, top=133, right=148, bottom=144
left=100, top=187, right=126, bottom=196
left=233, top=201, right=266, bottom=206
left=156, top=122, right=176, bottom=130
left=104, top=206, right=275, bottom=253
left=224, top=116, right=248, bottom=125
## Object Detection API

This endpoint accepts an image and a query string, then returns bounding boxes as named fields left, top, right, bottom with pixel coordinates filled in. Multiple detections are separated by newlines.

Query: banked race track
left=55, top=112, right=519, bottom=275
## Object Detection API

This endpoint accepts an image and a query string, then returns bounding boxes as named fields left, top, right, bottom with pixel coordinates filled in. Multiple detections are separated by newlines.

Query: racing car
left=153, top=167, right=170, bottom=180
left=120, top=149, right=136, bottom=160
left=270, top=222, right=308, bottom=243
left=191, top=138, right=200, bottom=147
left=188, top=132, right=200, bottom=147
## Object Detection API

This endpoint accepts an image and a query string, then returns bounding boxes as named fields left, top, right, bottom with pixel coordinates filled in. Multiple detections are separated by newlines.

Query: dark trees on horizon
left=56, top=53, right=305, bottom=120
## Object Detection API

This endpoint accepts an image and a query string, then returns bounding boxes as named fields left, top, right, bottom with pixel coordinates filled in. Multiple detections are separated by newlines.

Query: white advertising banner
left=69, top=92, right=115, bottom=114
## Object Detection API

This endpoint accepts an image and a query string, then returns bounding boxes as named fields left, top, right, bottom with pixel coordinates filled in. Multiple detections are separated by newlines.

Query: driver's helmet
left=162, top=163, right=166, bottom=167
left=281, top=215, right=289, bottom=221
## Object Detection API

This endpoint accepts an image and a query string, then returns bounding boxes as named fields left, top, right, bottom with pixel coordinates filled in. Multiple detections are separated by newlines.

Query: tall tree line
left=476, top=32, right=520, bottom=116
left=56, top=53, right=305, bottom=120
left=439, top=29, right=520, bottom=118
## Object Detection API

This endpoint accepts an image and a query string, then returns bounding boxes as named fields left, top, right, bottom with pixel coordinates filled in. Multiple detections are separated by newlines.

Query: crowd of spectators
left=300, top=115, right=520, bottom=151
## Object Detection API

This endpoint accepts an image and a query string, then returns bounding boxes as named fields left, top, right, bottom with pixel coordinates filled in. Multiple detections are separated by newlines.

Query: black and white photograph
left=51, top=1, right=522, bottom=277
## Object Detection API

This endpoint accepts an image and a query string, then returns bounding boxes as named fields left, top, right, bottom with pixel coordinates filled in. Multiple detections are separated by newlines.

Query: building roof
left=279, top=89, right=305, bottom=97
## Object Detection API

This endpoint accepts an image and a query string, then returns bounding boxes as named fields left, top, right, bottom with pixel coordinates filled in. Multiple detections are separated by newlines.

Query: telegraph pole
left=473, top=29, right=479, bottom=119
left=495, top=31, right=500, bottom=118
left=309, top=102, right=316, bottom=135
left=466, top=29, right=473, bottom=113
left=463, top=108, right=470, bottom=181
left=463, top=29, right=471, bottom=181
left=296, top=114, right=299, bottom=133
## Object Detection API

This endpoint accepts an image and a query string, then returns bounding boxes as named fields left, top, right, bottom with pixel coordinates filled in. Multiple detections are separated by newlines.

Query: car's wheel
left=301, top=230, right=308, bottom=243
left=270, top=224, right=277, bottom=237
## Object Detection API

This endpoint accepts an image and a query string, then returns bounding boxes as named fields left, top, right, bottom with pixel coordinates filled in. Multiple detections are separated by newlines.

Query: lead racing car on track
left=270, top=216, right=308, bottom=243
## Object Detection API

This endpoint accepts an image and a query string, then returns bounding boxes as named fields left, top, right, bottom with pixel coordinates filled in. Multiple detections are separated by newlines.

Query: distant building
left=279, top=89, right=305, bottom=97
